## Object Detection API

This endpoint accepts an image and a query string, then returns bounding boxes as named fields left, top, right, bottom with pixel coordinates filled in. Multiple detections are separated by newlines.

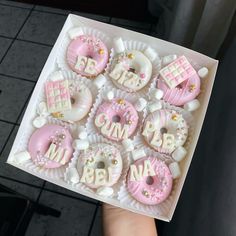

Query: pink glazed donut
left=94, top=98, right=139, bottom=141
left=127, top=156, right=173, bottom=205
left=28, top=124, right=74, bottom=169
left=66, top=35, right=109, bottom=77
left=157, top=56, right=201, bottom=106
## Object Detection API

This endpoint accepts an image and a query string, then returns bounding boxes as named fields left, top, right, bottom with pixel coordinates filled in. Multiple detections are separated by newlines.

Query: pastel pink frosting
left=157, top=73, right=201, bottom=106
left=127, top=157, right=173, bottom=205
left=95, top=98, right=139, bottom=141
left=66, top=35, right=109, bottom=77
left=28, top=124, right=74, bottom=169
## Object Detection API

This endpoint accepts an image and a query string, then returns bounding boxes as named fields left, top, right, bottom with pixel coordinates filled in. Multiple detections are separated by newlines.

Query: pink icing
left=66, top=35, right=109, bottom=77
left=28, top=124, right=74, bottom=169
left=157, top=73, right=201, bottom=106
left=127, top=157, right=173, bottom=205
left=95, top=98, right=139, bottom=141
left=157, top=56, right=201, bottom=106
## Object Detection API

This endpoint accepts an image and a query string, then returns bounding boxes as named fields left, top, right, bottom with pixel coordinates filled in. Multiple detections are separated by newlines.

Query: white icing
left=49, top=71, right=64, bottom=81
left=184, top=99, right=200, bottom=111
left=75, top=56, right=97, bottom=75
left=142, top=121, right=156, bottom=137
left=162, top=133, right=175, bottom=150
left=94, top=169, right=107, bottom=185
left=130, top=160, right=155, bottom=181
left=80, top=166, right=95, bottom=183
left=169, top=162, right=181, bottom=179
left=105, top=91, right=114, bottom=100
left=37, top=101, right=49, bottom=117
left=44, top=143, right=69, bottom=164
left=172, top=146, right=187, bottom=162
left=14, top=151, right=31, bottom=164
left=95, top=113, right=129, bottom=139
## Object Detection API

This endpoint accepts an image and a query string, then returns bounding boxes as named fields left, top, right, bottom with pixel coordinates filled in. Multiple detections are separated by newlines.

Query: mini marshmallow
left=169, top=162, right=181, bottom=179
left=66, top=167, right=80, bottom=184
left=113, top=37, right=125, bottom=53
left=148, top=101, right=162, bottom=113
left=68, top=27, right=84, bottom=39
left=49, top=71, right=64, bottom=81
left=33, top=116, right=47, bottom=128
left=72, top=139, right=89, bottom=150
left=96, top=186, right=114, bottom=197
left=105, top=91, right=114, bottom=100
left=77, top=126, right=88, bottom=140
left=132, top=148, right=146, bottom=161
left=93, top=74, right=107, bottom=89
left=172, top=146, right=187, bottom=162
left=14, top=151, right=31, bottom=164
left=37, top=102, right=49, bottom=117
left=184, top=99, right=200, bottom=112
left=198, top=67, right=209, bottom=78
left=162, top=54, right=177, bottom=66
left=143, top=47, right=158, bottom=62
left=122, top=139, right=134, bottom=152
left=149, top=88, right=164, bottom=100
left=134, top=98, right=147, bottom=112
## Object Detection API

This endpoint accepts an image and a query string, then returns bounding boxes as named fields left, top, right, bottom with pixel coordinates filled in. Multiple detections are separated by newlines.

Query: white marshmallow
left=198, top=67, right=209, bottom=78
left=49, top=71, right=64, bottom=81
left=105, top=91, right=114, bottom=100
left=113, top=37, right=125, bottom=53
left=93, top=74, right=107, bottom=89
left=37, top=102, right=49, bottom=117
left=148, top=101, right=162, bottom=113
left=143, top=47, right=158, bottom=62
left=66, top=167, right=80, bottom=184
left=68, top=27, right=84, bottom=39
left=33, top=116, right=47, bottom=128
left=132, top=148, right=146, bottom=161
left=77, top=126, right=88, bottom=140
left=149, top=88, right=164, bottom=100
left=184, top=99, right=200, bottom=112
left=162, top=54, right=177, bottom=66
left=122, top=139, right=134, bottom=152
left=72, top=139, right=89, bottom=150
left=14, top=151, right=31, bottom=164
left=134, top=98, right=147, bottom=112
left=96, top=186, right=114, bottom=197
left=169, top=162, right=181, bottom=179
left=172, top=146, right=187, bottom=162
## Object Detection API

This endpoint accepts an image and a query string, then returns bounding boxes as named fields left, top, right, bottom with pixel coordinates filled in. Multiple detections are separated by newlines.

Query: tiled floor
left=0, top=1, right=155, bottom=235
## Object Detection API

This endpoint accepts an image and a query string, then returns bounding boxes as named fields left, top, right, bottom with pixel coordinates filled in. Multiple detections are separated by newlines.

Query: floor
left=0, top=1, right=155, bottom=235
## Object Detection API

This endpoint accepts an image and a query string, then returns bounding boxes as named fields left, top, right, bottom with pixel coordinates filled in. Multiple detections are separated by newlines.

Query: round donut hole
left=97, top=161, right=105, bottom=169
left=160, top=127, right=168, bottom=134
left=146, top=176, right=154, bottom=185
left=70, top=97, right=76, bottom=104
left=112, top=115, right=121, bottom=123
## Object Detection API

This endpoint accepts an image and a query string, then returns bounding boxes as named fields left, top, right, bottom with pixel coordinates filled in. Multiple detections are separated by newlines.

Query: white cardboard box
left=6, top=14, right=218, bottom=221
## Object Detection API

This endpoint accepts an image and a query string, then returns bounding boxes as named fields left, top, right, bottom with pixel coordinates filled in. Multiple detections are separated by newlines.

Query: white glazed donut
left=142, top=109, right=188, bottom=154
left=78, top=143, right=123, bottom=189
left=109, top=50, right=152, bottom=92
left=52, top=80, right=93, bottom=122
